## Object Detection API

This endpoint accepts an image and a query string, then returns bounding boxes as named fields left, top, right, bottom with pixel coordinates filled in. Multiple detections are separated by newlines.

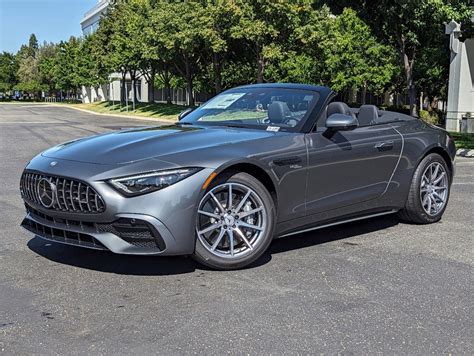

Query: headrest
left=327, top=102, right=353, bottom=117
left=358, top=105, right=380, bottom=126
left=268, top=101, right=291, bottom=124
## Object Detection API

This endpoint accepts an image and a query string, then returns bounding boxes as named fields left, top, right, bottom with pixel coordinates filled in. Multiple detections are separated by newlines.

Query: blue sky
left=0, top=0, right=97, bottom=53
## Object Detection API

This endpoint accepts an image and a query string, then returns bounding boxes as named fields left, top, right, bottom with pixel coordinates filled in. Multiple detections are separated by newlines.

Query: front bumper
left=21, top=203, right=176, bottom=255
left=20, top=157, right=215, bottom=256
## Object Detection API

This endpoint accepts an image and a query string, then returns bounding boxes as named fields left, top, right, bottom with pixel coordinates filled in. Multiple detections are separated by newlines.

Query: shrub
left=419, top=109, right=440, bottom=125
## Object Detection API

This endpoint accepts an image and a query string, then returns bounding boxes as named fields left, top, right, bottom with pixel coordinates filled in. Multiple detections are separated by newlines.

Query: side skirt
left=277, top=210, right=398, bottom=238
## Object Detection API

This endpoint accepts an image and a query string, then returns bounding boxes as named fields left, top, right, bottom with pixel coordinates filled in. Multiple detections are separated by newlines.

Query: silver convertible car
left=20, top=84, right=456, bottom=269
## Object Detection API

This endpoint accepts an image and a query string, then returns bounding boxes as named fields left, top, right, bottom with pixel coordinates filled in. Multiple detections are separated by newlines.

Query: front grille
left=20, top=171, right=105, bottom=214
left=21, top=217, right=107, bottom=250
left=25, top=204, right=96, bottom=229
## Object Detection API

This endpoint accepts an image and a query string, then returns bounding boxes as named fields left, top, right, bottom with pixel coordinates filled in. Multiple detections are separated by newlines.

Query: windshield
left=181, top=87, right=320, bottom=131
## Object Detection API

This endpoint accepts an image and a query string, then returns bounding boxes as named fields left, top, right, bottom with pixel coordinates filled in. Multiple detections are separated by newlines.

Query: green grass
left=65, top=101, right=187, bottom=121
left=449, top=132, right=474, bottom=150
left=202, top=110, right=267, bottom=121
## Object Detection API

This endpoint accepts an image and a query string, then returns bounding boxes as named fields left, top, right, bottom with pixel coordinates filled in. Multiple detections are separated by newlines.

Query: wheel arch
left=420, top=146, right=454, bottom=181
left=216, top=162, right=278, bottom=207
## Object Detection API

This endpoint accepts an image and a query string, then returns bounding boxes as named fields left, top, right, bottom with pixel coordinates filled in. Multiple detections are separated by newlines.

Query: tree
left=260, top=5, right=397, bottom=101
left=414, top=42, right=449, bottom=108
left=53, top=39, right=76, bottom=95
left=322, top=8, right=398, bottom=102
left=151, top=1, right=205, bottom=106
left=15, top=33, right=43, bottom=97
left=16, top=33, right=39, bottom=59
left=273, top=6, right=332, bottom=85
left=13, top=80, right=46, bottom=95
left=0, top=52, right=19, bottom=90
left=37, top=42, right=58, bottom=94
left=230, top=1, right=297, bottom=83
left=125, top=0, right=167, bottom=103
left=199, top=2, right=240, bottom=94
left=94, top=0, right=135, bottom=105
left=76, top=35, right=108, bottom=90
left=325, top=0, right=471, bottom=116
left=28, top=34, right=39, bottom=55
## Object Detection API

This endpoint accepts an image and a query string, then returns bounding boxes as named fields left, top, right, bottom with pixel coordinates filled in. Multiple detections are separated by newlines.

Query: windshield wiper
left=177, top=121, right=193, bottom=125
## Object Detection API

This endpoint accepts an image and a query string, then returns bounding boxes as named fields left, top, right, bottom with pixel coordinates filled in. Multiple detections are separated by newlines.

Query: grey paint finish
left=305, top=124, right=403, bottom=214
left=41, top=125, right=285, bottom=166
left=19, top=84, right=456, bottom=256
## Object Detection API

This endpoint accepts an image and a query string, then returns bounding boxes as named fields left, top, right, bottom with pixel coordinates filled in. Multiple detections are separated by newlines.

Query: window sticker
left=266, top=126, right=280, bottom=132
left=203, top=93, right=246, bottom=109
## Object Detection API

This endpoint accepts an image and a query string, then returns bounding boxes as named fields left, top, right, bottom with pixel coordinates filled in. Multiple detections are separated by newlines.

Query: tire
left=398, top=153, right=451, bottom=224
left=193, top=172, right=276, bottom=270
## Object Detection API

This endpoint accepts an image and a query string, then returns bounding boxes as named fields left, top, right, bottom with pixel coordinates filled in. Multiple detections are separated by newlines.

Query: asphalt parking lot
left=0, top=103, right=473, bottom=354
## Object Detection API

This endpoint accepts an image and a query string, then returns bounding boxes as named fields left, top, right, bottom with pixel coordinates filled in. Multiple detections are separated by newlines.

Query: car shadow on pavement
left=266, top=214, right=400, bottom=255
left=27, top=215, right=400, bottom=274
left=27, top=237, right=197, bottom=275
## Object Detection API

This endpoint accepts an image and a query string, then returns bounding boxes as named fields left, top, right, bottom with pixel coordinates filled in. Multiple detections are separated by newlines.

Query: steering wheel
left=258, top=116, right=297, bottom=127
left=281, top=117, right=299, bottom=126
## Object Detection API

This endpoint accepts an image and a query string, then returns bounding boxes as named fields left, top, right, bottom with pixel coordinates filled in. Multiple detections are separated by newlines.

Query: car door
left=304, top=124, right=402, bottom=215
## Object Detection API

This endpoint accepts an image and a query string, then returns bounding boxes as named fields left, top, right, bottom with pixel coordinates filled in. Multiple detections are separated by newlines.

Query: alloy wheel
left=196, top=182, right=268, bottom=258
left=420, top=162, right=448, bottom=216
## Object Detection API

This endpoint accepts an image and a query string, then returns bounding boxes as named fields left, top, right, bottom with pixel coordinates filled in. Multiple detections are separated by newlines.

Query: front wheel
left=398, top=153, right=451, bottom=224
left=193, top=172, right=276, bottom=270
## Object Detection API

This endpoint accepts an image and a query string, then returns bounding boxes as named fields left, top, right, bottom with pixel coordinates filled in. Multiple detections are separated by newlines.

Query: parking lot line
left=0, top=121, right=64, bottom=124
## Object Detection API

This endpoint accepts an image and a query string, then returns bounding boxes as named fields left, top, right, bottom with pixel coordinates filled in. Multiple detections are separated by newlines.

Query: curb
left=46, top=104, right=175, bottom=125
left=456, top=149, right=474, bottom=158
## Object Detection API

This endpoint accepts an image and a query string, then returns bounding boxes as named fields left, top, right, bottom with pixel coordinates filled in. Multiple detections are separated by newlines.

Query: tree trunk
left=121, top=71, right=126, bottom=106
left=149, top=67, right=155, bottom=103
left=349, top=87, right=357, bottom=104
left=402, top=52, right=416, bottom=116
left=403, top=63, right=417, bottom=116
left=213, top=53, right=222, bottom=94
left=162, top=67, right=172, bottom=105
left=256, top=45, right=265, bottom=83
left=397, top=34, right=417, bottom=116
left=130, top=70, right=137, bottom=109
left=383, top=91, right=391, bottom=106
left=257, top=55, right=264, bottom=84
left=186, top=78, right=194, bottom=107
left=184, top=58, right=194, bottom=107
left=408, top=82, right=416, bottom=116
left=165, top=85, right=172, bottom=105
left=361, top=84, right=367, bottom=105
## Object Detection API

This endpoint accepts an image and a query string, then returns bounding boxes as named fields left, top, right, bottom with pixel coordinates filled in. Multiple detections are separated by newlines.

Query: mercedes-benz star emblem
left=37, top=178, right=56, bottom=208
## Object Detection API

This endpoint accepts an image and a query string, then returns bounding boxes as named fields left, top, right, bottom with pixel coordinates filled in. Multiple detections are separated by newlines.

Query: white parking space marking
left=0, top=121, right=64, bottom=124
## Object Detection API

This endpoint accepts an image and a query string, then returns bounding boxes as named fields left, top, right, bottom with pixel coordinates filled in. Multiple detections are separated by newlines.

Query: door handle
left=273, top=156, right=302, bottom=166
left=374, top=140, right=394, bottom=150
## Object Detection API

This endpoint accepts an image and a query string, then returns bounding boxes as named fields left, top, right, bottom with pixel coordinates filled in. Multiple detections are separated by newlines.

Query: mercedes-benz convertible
left=20, top=84, right=456, bottom=269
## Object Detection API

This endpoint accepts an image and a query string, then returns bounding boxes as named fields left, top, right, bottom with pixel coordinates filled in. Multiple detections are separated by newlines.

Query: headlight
left=108, top=168, right=201, bottom=197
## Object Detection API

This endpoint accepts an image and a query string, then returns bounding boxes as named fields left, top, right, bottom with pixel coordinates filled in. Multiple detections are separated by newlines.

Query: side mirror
left=325, top=113, right=359, bottom=131
left=178, top=108, right=193, bottom=121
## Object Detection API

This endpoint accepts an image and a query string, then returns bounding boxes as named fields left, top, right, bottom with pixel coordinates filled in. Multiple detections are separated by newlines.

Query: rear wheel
left=398, top=153, right=451, bottom=224
left=193, top=172, right=276, bottom=270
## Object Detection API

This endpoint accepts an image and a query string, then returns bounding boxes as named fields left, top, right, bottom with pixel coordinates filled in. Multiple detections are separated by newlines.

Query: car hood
left=42, top=125, right=282, bottom=165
